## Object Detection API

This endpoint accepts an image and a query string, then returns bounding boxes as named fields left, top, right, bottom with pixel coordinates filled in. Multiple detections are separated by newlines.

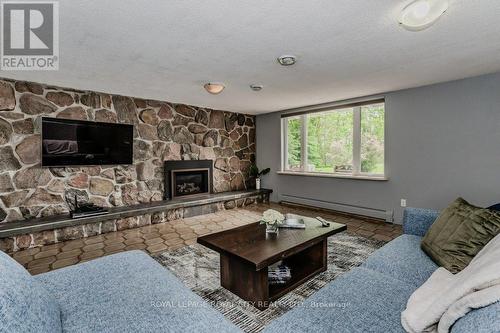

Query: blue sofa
left=0, top=249, right=239, bottom=333
left=264, top=208, right=500, bottom=333
left=1, top=208, right=499, bottom=333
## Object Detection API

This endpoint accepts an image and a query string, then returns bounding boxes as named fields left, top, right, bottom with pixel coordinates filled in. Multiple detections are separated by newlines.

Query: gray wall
left=256, top=72, right=500, bottom=223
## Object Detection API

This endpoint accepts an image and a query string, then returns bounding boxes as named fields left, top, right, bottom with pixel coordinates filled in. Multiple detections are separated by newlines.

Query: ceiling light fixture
left=277, top=55, right=296, bottom=66
left=203, top=82, right=225, bottom=94
left=250, top=84, right=263, bottom=91
left=399, top=0, right=448, bottom=31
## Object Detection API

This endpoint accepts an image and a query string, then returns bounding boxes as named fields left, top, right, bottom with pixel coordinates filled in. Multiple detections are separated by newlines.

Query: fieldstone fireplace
left=0, top=78, right=263, bottom=253
left=164, top=160, right=213, bottom=200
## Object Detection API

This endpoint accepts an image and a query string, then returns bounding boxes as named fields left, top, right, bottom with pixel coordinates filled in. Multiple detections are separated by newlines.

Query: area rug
left=152, top=233, right=385, bottom=333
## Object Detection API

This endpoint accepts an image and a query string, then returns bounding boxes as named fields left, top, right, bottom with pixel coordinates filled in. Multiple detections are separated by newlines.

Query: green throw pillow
left=421, top=197, right=500, bottom=273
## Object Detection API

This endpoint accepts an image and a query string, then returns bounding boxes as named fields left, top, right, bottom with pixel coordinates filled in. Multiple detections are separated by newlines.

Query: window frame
left=280, top=99, right=386, bottom=180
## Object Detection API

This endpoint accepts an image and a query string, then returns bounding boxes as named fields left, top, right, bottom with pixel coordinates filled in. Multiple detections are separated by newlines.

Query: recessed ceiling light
left=277, top=55, right=296, bottom=66
left=203, top=83, right=225, bottom=94
left=399, top=0, right=448, bottom=31
left=250, top=84, right=263, bottom=91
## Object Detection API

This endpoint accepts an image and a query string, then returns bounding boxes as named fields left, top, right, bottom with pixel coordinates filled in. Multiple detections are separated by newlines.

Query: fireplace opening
left=172, top=168, right=210, bottom=198
left=164, top=160, right=213, bottom=200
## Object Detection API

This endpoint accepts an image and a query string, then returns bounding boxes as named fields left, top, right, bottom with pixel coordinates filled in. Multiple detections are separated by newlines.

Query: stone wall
left=0, top=78, right=256, bottom=224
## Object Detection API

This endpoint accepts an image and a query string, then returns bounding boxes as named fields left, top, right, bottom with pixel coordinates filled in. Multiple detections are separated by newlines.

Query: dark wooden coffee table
left=197, top=216, right=346, bottom=309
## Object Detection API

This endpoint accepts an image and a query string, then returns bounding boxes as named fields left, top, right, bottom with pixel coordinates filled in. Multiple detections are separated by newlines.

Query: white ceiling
left=2, top=0, right=500, bottom=114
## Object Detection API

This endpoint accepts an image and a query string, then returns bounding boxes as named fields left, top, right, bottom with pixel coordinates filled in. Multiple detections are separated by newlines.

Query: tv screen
left=41, top=117, right=133, bottom=167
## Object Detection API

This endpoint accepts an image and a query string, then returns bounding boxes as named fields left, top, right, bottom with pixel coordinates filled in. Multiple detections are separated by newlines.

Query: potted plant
left=249, top=165, right=270, bottom=190
left=260, top=209, right=285, bottom=235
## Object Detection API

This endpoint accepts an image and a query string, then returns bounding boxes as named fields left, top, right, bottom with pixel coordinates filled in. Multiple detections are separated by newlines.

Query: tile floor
left=9, top=203, right=402, bottom=275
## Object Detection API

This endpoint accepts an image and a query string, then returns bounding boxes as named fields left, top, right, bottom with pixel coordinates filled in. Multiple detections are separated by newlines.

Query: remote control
left=315, top=216, right=330, bottom=227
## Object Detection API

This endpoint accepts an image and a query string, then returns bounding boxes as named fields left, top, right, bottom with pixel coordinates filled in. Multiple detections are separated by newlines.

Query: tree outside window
left=282, top=101, right=385, bottom=177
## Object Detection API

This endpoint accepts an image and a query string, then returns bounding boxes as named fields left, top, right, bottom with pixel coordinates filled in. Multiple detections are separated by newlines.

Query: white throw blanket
left=401, top=233, right=500, bottom=333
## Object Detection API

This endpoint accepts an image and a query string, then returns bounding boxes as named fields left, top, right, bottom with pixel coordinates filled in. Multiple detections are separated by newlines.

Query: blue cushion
left=403, top=207, right=440, bottom=237
left=0, top=251, right=62, bottom=333
left=363, top=235, right=438, bottom=286
left=451, top=300, right=500, bottom=333
left=263, top=267, right=414, bottom=333
left=35, top=250, right=240, bottom=333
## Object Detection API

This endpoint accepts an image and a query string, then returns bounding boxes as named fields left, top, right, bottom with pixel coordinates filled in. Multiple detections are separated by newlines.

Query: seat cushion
left=36, top=250, right=240, bottom=333
left=0, top=250, right=62, bottom=333
left=363, top=234, right=438, bottom=286
left=263, top=267, right=415, bottom=333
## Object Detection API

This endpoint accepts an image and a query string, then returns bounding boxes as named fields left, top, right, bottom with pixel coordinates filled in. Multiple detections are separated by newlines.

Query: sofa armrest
left=403, top=207, right=440, bottom=237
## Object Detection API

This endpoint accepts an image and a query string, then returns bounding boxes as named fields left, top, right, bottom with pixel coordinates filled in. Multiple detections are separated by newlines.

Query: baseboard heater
left=279, top=194, right=394, bottom=222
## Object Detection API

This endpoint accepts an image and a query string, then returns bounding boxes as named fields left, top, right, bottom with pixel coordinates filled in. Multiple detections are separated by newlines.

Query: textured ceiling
left=2, top=0, right=500, bottom=114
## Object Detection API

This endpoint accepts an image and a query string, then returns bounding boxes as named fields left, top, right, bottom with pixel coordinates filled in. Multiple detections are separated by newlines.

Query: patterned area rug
left=153, top=232, right=385, bottom=333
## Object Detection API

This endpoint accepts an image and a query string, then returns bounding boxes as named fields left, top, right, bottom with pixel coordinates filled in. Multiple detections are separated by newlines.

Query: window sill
left=277, top=171, right=388, bottom=181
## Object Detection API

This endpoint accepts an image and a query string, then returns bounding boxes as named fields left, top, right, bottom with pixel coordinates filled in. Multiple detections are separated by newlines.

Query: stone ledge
left=0, top=189, right=272, bottom=239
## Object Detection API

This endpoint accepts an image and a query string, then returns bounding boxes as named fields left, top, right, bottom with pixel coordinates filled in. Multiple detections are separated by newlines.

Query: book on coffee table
left=279, top=214, right=306, bottom=229
left=268, top=265, right=291, bottom=285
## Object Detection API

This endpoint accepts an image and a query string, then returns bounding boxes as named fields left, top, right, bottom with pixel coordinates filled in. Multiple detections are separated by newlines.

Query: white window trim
left=280, top=103, right=386, bottom=180
left=276, top=170, right=388, bottom=181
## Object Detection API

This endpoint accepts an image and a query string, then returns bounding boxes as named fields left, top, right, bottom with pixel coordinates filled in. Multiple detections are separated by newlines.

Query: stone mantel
left=0, top=189, right=271, bottom=238
left=0, top=189, right=272, bottom=252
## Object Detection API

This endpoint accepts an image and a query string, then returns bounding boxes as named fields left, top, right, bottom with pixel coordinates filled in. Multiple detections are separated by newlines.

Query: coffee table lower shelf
left=220, top=239, right=327, bottom=310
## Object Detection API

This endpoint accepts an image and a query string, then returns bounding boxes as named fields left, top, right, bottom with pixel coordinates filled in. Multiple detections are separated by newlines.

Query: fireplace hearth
left=164, top=160, right=213, bottom=200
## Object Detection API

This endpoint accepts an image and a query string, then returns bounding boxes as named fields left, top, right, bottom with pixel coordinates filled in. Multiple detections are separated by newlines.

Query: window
left=281, top=100, right=385, bottom=178
left=286, top=116, right=302, bottom=170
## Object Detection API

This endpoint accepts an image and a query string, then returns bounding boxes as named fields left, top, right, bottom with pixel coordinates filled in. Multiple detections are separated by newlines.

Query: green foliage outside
left=360, top=105, right=384, bottom=174
left=286, top=104, right=384, bottom=174
left=287, top=118, right=302, bottom=169
left=307, top=109, right=353, bottom=172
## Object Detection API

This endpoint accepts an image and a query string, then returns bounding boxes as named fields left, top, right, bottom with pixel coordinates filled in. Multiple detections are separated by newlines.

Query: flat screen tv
left=41, top=117, right=133, bottom=167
